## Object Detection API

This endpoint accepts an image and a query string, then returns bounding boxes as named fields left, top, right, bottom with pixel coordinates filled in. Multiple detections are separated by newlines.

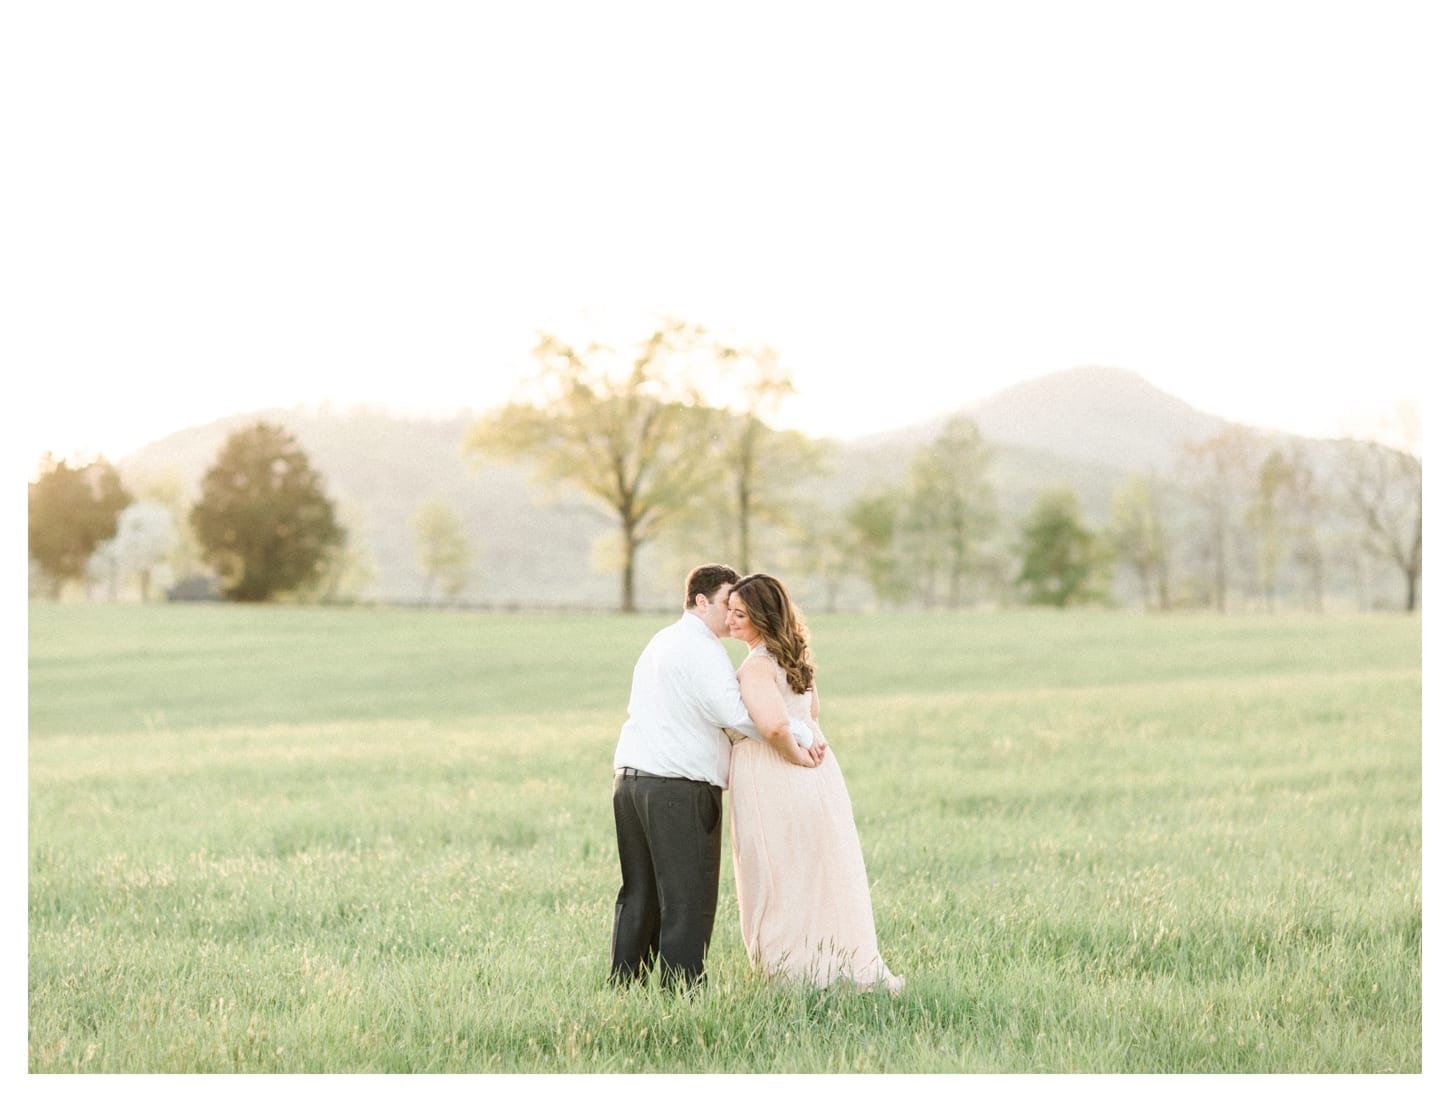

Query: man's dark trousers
left=610, top=772, right=723, bottom=990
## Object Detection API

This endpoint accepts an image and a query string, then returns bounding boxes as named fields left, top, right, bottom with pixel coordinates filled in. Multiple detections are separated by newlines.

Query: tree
left=287, top=503, right=377, bottom=605
left=844, top=489, right=912, bottom=607
left=780, top=499, right=855, bottom=613
left=412, top=499, right=474, bottom=603
left=1014, top=486, right=1111, bottom=607
left=1247, top=447, right=1324, bottom=612
left=696, top=342, right=835, bottom=574
left=1244, top=444, right=1330, bottom=612
left=1179, top=426, right=1266, bottom=612
left=1276, top=447, right=1329, bottom=612
left=678, top=412, right=834, bottom=578
left=88, top=500, right=177, bottom=601
left=1109, top=473, right=1171, bottom=610
left=28, top=454, right=133, bottom=598
left=1337, top=435, right=1421, bottom=612
left=464, top=321, right=728, bottom=612
left=190, top=422, right=345, bottom=602
left=133, top=469, right=206, bottom=587
left=901, top=416, right=996, bottom=608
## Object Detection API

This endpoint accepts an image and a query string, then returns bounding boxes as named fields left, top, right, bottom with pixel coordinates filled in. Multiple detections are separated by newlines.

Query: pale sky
left=9, top=1, right=1443, bottom=475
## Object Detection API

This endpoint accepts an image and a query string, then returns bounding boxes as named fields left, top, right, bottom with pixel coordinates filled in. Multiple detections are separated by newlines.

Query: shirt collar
left=681, top=611, right=719, bottom=642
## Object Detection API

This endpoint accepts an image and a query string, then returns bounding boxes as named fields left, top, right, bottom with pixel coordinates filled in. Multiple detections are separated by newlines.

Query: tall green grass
left=28, top=604, right=1421, bottom=1072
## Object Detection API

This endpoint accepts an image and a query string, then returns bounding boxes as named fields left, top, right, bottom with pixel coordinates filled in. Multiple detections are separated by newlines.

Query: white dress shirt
left=614, top=612, right=812, bottom=788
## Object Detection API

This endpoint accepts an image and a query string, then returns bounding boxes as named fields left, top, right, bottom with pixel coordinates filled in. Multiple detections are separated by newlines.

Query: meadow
left=27, top=602, right=1422, bottom=1074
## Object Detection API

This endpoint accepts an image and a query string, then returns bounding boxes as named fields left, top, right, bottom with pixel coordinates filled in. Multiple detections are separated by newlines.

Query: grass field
left=27, top=602, right=1422, bottom=1074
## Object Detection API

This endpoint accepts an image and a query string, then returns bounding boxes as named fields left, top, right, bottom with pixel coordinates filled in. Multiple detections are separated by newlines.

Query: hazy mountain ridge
left=115, top=369, right=1325, bottom=606
left=863, top=366, right=1228, bottom=470
left=968, top=366, right=1230, bottom=470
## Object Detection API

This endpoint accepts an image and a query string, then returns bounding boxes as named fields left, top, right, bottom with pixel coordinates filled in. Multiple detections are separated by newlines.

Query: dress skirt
left=728, top=738, right=899, bottom=990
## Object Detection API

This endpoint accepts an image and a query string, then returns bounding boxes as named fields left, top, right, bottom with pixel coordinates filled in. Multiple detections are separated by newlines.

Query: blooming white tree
left=87, top=501, right=177, bottom=601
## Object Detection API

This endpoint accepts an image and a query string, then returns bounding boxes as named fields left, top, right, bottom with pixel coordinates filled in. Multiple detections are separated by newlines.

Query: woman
left=725, top=572, right=904, bottom=994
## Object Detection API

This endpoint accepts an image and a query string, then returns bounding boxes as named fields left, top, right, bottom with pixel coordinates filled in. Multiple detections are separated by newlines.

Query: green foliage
left=130, top=470, right=207, bottom=588
left=115, top=397, right=1415, bottom=612
left=464, top=323, right=730, bottom=611
left=901, top=415, right=997, bottom=607
left=844, top=489, right=912, bottom=606
left=1109, top=473, right=1170, bottom=610
left=27, top=455, right=133, bottom=597
left=29, top=605, right=1421, bottom=1072
left=692, top=343, right=836, bottom=574
left=1256, top=445, right=1330, bottom=613
left=834, top=417, right=1003, bottom=609
left=700, top=412, right=835, bottom=574
left=411, top=499, right=474, bottom=602
left=1249, top=448, right=1308, bottom=611
left=1016, top=486, right=1112, bottom=607
left=190, top=422, right=345, bottom=602
left=284, top=502, right=378, bottom=605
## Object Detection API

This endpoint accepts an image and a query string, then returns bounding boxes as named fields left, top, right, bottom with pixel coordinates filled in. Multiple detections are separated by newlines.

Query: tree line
left=834, top=418, right=1421, bottom=615
left=28, top=321, right=1421, bottom=612
left=28, top=420, right=484, bottom=605
left=468, top=320, right=1421, bottom=614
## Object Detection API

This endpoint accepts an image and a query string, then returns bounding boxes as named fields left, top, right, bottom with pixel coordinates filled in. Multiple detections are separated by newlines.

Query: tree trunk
left=1406, top=518, right=1422, bottom=612
left=735, top=471, right=752, bottom=574
left=1154, top=557, right=1171, bottom=611
left=621, top=538, right=638, bottom=613
left=737, top=512, right=751, bottom=576
left=1214, top=536, right=1227, bottom=614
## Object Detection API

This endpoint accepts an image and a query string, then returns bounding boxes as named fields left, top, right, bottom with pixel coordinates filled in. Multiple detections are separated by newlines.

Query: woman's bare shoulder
left=738, top=652, right=775, bottom=678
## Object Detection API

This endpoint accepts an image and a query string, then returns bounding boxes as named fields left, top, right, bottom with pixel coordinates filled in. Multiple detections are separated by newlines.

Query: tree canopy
left=412, top=499, right=474, bottom=603
left=89, top=500, right=177, bottom=601
left=902, top=415, right=997, bottom=607
left=1108, top=473, right=1170, bottom=610
left=682, top=344, right=834, bottom=575
left=190, top=422, right=345, bottom=602
left=28, top=455, right=133, bottom=598
left=1015, top=486, right=1111, bottom=607
left=466, top=321, right=740, bottom=611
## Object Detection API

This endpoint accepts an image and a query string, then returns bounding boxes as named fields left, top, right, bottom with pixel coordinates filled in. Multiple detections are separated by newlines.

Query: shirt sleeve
left=694, top=642, right=815, bottom=747
left=693, top=641, right=759, bottom=735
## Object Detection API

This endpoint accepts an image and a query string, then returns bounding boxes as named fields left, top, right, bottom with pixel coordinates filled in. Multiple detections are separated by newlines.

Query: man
left=610, top=563, right=824, bottom=991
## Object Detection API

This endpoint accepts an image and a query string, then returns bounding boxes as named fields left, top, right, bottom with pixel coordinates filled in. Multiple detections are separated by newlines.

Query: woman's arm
left=738, top=658, right=815, bottom=766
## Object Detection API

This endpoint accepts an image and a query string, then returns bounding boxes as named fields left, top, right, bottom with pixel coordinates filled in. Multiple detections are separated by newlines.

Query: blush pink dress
left=728, top=647, right=902, bottom=992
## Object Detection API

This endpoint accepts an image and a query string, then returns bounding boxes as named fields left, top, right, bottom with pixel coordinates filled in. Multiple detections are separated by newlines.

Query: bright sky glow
left=8, top=1, right=1443, bottom=475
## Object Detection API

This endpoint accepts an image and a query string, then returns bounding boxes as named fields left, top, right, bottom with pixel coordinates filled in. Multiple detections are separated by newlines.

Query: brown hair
left=730, top=573, right=815, bottom=695
left=685, top=563, right=740, bottom=608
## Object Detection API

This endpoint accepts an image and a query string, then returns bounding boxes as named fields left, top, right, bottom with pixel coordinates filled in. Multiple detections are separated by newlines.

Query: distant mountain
left=115, top=370, right=1346, bottom=607
left=862, top=366, right=1229, bottom=472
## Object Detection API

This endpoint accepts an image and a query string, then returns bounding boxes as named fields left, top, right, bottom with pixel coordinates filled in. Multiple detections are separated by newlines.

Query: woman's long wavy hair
left=730, top=573, right=815, bottom=695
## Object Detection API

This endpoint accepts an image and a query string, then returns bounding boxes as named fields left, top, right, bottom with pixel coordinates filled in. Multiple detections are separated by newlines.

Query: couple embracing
left=609, top=563, right=903, bottom=995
